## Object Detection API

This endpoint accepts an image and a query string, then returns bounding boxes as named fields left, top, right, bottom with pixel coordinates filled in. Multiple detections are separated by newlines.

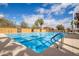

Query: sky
left=0, top=3, right=79, bottom=29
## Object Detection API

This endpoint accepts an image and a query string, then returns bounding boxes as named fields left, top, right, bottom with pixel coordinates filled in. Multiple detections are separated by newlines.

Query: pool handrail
left=50, top=33, right=64, bottom=43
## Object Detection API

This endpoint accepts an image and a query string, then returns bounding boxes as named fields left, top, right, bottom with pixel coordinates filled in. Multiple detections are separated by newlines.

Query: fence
left=0, top=28, right=17, bottom=34
left=0, top=28, right=47, bottom=34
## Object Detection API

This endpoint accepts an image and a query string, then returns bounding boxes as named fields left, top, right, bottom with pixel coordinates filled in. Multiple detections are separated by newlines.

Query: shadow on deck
left=16, top=47, right=78, bottom=56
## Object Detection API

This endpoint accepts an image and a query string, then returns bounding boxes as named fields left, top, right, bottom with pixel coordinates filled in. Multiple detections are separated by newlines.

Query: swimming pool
left=7, top=32, right=64, bottom=53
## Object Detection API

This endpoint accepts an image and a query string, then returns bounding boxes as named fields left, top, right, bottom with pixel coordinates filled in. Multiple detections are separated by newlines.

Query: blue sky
left=0, top=3, right=79, bottom=28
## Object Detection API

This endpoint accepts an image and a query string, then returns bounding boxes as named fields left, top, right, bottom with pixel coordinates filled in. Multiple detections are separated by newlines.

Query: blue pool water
left=7, top=32, right=64, bottom=53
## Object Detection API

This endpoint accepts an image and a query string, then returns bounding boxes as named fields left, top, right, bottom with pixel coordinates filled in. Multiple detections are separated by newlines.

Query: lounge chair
left=0, top=34, right=10, bottom=51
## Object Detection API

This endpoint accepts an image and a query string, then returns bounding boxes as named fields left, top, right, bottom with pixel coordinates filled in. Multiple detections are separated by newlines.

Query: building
left=74, top=13, right=79, bottom=31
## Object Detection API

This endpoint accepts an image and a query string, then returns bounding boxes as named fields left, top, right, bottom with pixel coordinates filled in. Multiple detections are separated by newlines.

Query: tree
left=0, top=18, right=16, bottom=27
left=20, top=21, right=28, bottom=28
left=70, top=19, right=79, bottom=32
left=38, top=18, right=44, bottom=28
left=66, top=28, right=71, bottom=32
left=71, top=20, right=74, bottom=32
left=31, top=24, right=37, bottom=29
left=56, top=24, right=64, bottom=31
left=31, top=24, right=36, bottom=32
left=34, top=21, right=38, bottom=27
left=34, top=18, right=44, bottom=32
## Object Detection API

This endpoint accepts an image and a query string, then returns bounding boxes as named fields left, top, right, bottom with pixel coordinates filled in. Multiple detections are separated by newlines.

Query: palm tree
left=71, top=20, right=74, bottom=32
left=31, top=24, right=37, bottom=32
left=34, top=18, right=44, bottom=32
left=34, top=20, right=39, bottom=28
left=32, top=25, right=36, bottom=29
left=70, top=19, right=79, bottom=32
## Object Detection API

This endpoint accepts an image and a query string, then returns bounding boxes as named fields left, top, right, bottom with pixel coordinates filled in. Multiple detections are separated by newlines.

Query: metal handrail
left=50, top=33, right=63, bottom=43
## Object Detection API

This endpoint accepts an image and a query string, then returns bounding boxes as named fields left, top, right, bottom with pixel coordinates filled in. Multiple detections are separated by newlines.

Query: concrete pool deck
left=0, top=37, right=79, bottom=56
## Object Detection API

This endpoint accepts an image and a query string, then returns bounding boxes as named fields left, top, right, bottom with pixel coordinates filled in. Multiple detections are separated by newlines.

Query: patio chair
left=0, top=34, right=10, bottom=51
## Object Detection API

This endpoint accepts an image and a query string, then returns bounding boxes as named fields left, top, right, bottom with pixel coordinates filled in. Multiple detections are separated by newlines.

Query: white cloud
left=57, top=18, right=72, bottom=29
left=43, top=19, right=57, bottom=28
left=13, top=17, right=16, bottom=19
left=22, top=14, right=72, bottom=29
left=36, top=8, right=50, bottom=15
left=19, top=4, right=79, bottom=29
left=67, top=4, right=79, bottom=17
left=50, top=3, right=73, bottom=15
left=37, top=3, right=73, bottom=15
left=74, top=5, right=79, bottom=13
left=42, top=17, right=72, bottom=29
left=0, top=14, right=5, bottom=18
left=68, top=10, right=74, bottom=14
left=67, top=3, right=79, bottom=13
left=22, top=14, right=56, bottom=28
left=37, top=8, right=46, bottom=14
left=22, top=14, right=44, bottom=27
left=23, top=3, right=77, bottom=28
